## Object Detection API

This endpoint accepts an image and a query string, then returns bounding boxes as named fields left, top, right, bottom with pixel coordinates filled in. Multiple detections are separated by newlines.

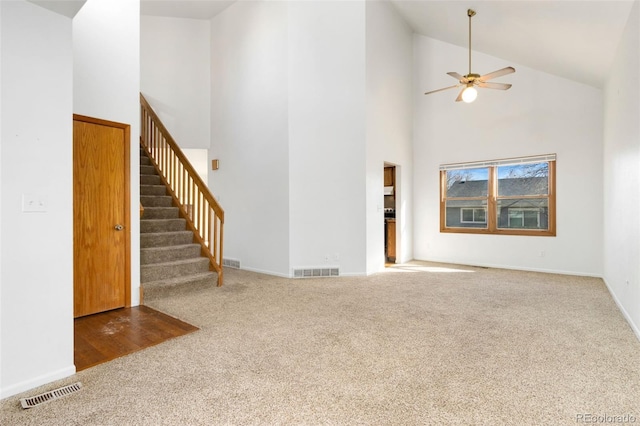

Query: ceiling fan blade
left=424, top=84, right=460, bottom=96
left=477, top=82, right=512, bottom=90
left=455, top=88, right=465, bottom=102
left=447, top=72, right=468, bottom=83
left=479, top=66, right=515, bottom=82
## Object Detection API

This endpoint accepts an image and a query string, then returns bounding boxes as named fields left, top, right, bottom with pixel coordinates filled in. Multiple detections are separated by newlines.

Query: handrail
left=140, top=93, right=224, bottom=286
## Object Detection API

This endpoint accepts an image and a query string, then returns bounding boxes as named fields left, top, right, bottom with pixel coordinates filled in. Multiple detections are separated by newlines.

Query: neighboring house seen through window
left=440, top=154, right=556, bottom=236
left=461, top=208, right=487, bottom=224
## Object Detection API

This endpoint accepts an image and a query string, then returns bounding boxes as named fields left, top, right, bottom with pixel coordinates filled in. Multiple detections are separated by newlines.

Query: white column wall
left=210, top=1, right=290, bottom=276
left=603, top=0, right=640, bottom=339
left=0, top=1, right=3, bottom=395
left=365, top=0, right=413, bottom=273
left=141, top=16, right=210, bottom=149
left=73, top=0, right=141, bottom=305
left=0, top=0, right=75, bottom=398
left=209, top=1, right=368, bottom=277
left=413, top=35, right=604, bottom=276
left=288, top=1, right=367, bottom=276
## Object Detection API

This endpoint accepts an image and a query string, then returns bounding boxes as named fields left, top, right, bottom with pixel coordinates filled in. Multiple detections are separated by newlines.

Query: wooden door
left=73, top=115, right=130, bottom=318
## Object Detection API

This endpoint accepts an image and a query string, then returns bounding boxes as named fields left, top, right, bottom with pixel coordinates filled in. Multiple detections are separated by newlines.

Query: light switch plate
left=22, top=194, right=48, bottom=212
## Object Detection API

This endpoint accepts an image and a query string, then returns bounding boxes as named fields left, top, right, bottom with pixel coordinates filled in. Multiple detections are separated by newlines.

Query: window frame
left=506, top=208, right=541, bottom=229
left=439, top=155, right=556, bottom=237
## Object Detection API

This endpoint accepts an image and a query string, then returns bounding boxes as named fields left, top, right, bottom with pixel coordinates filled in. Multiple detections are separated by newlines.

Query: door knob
left=114, top=224, right=124, bottom=231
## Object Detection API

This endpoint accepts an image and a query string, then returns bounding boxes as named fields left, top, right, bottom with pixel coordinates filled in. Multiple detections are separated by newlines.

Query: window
left=440, top=154, right=556, bottom=236
left=461, top=208, right=486, bottom=224
left=507, top=209, right=540, bottom=228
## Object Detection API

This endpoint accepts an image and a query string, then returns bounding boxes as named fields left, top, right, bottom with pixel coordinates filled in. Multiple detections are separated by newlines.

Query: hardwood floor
left=74, top=305, right=198, bottom=371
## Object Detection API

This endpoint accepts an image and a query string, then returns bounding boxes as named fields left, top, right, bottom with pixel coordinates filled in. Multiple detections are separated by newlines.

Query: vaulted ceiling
left=140, top=0, right=636, bottom=89
left=389, top=0, right=635, bottom=89
left=140, top=0, right=235, bottom=20
left=27, top=0, right=86, bottom=18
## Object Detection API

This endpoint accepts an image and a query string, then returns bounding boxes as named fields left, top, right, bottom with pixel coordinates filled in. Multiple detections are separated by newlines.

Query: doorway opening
left=384, top=163, right=397, bottom=265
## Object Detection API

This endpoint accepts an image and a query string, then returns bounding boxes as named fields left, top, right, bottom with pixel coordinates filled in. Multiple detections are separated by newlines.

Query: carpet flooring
left=2, top=261, right=639, bottom=425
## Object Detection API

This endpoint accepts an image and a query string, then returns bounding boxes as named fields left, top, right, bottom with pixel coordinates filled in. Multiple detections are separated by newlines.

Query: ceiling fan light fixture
left=461, top=85, right=477, bottom=103
left=423, top=9, right=515, bottom=102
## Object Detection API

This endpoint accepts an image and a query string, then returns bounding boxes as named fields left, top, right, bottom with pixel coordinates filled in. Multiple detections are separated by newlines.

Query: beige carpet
left=2, top=261, right=640, bottom=425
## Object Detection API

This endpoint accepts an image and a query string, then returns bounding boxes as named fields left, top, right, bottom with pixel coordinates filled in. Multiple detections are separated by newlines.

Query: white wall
left=1, top=0, right=75, bottom=398
left=182, top=149, right=209, bottom=183
left=413, top=35, right=604, bottom=276
left=210, top=1, right=290, bottom=276
left=209, top=1, right=368, bottom=277
left=73, top=0, right=141, bottom=305
left=603, top=0, right=640, bottom=338
left=365, top=0, right=413, bottom=273
left=288, top=1, right=367, bottom=276
left=141, top=16, right=210, bottom=149
left=0, top=1, right=3, bottom=395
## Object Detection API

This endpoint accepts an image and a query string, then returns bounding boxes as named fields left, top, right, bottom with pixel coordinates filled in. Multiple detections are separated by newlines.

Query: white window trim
left=460, top=208, right=487, bottom=224
left=506, top=208, right=541, bottom=228
left=440, top=154, right=556, bottom=171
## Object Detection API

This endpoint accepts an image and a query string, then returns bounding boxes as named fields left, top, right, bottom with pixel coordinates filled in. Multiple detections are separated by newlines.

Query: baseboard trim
left=336, top=271, right=367, bottom=277
left=1, top=365, right=76, bottom=400
left=240, top=265, right=290, bottom=278
left=420, top=257, right=603, bottom=278
left=602, top=278, right=640, bottom=343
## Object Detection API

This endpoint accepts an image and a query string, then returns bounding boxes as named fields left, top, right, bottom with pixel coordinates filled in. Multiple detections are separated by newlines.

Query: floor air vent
left=223, top=258, right=240, bottom=269
left=293, top=268, right=339, bottom=278
left=20, top=382, right=82, bottom=409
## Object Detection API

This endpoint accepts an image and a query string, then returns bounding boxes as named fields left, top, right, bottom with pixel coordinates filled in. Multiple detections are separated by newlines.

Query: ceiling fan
left=424, top=9, right=515, bottom=103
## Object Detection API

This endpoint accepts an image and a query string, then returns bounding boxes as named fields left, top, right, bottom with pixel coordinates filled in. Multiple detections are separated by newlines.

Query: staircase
left=140, top=148, right=218, bottom=300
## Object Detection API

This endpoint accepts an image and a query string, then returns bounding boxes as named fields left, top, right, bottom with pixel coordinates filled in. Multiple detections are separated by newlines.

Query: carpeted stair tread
left=140, top=218, right=187, bottom=233
left=142, top=272, right=217, bottom=300
left=141, top=244, right=202, bottom=265
left=140, top=185, right=167, bottom=196
left=141, top=257, right=210, bottom=282
left=143, top=271, right=216, bottom=288
left=140, top=165, right=156, bottom=175
left=141, top=206, right=179, bottom=219
left=141, top=174, right=162, bottom=185
left=141, top=231, right=194, bottom=248
left=140, top=195, right=173, bottom=207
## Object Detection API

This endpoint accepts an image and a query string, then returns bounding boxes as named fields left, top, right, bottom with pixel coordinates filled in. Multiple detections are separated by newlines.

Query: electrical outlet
left=539, top=251, right=545, bottom=258
left=334, top=253, right=340, bottom=261
left=323, top=254, right=330, bottom=263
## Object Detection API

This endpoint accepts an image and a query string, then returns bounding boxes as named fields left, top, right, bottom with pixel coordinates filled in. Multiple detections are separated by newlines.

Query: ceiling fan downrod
left=468, top=9, right=476, bottom=77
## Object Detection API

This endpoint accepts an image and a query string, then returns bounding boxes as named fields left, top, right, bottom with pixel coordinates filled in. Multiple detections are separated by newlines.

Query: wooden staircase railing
left=140, top=93, right=224, bottom=286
